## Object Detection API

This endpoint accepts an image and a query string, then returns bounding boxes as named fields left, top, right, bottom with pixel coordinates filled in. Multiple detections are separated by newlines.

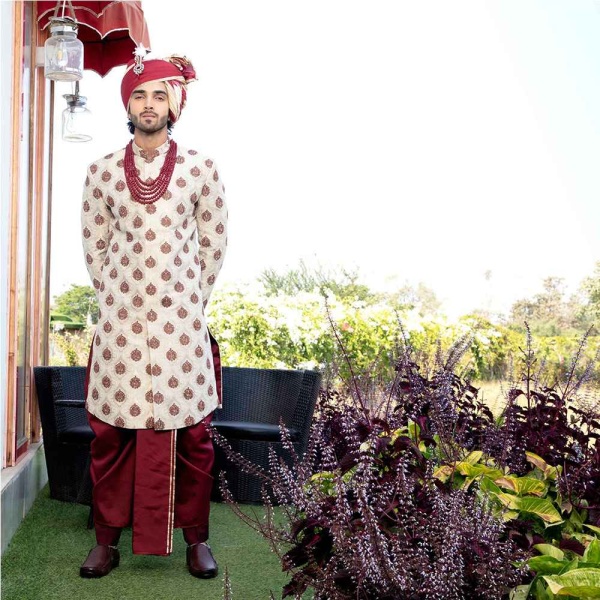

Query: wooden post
left=5, top=0, right=25, bottom=467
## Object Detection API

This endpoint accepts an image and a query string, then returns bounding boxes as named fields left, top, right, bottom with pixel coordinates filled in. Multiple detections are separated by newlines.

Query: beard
left=130, top=112, right=169, bottom=134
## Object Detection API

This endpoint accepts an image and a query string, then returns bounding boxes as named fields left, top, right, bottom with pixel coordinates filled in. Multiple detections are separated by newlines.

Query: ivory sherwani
left=81, top=140, right=227, bottom=431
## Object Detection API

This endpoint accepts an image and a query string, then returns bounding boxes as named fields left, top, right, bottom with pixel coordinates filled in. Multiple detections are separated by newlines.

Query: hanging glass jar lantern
left=62, top=82, right=92, bottom=142
left=44, top=14, right=83, bottom=82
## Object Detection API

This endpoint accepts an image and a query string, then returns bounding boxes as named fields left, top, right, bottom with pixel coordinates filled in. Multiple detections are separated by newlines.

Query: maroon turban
left=121, top=55, right=197, bottom=123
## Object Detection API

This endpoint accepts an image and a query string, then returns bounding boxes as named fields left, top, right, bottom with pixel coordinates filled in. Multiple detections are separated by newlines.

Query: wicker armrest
left=54, top=399, right=93, bottom=443
left=211, top=366, right=322, bottom=504
left=55, top=399, right=86, bottom=408
left=33, top=366, right=93, bottom=505
left=59, top=425, right=95, bottom=444
left=212, top=420, right=300, bottom=442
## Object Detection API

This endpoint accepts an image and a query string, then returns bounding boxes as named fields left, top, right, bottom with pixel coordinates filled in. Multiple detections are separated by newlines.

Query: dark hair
left=127, top=119, right=174, bottom=135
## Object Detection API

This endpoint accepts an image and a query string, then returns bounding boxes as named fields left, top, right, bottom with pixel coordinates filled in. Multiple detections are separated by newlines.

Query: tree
left=52, top=284, right=98, bottom=324
left=509, top=276, right=575, bottom=335
left=259, top=262, right=441, bottom=315
left=579, top=261, right=600, bottom=327
left=387, top=281, right=441, bottom=315
left=259, top=261, right=374, bottom=302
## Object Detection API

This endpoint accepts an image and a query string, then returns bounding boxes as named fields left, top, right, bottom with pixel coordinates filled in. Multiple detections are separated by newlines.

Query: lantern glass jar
left=44, top=18, right=83, bottom=82
left=62, top=94, right=92, bottom=142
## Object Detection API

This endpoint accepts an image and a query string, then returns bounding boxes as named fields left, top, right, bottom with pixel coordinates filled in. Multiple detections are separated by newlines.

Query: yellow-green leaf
left=479, top=476, right=502, bottom=495
left=307, top=471, right=337, bottom=495
left=459, top=477, right=472, bottom=490
left=534, top=544, right=565, bottom=560
left=495, top=477, right=517, bottom=491
left=496, top=492, right=519, bottom=509
left=495, top=476, right=547, bottom=496
left=390, top=426, right=410, bottom=442
left=463, top=450, right=483, bottom=465
left=528, top=555, right=566, bottom=575
left=585, top=539, right=600, bottom=564
left=525, top=451, right=559, bottom=480
left=512, top=497, right=563, bottom=524
left=585, top=524, right=600, bottom=536
left=509, top=584, right=531, bottom=600
left=501, top=510, right=520, bottom=522
left=456, top=462, right=503, bottom=479
left=526, top=451, right=548, bottom=471
left=543, top=568, right=600, bottom=597
left=433, top=465, right=454, bottom=482
left=407, top=423, right=419, bottom=439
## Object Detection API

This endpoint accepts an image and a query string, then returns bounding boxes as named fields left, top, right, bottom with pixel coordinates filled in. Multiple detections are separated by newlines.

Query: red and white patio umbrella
left=37, top=1, right=151, bottom=77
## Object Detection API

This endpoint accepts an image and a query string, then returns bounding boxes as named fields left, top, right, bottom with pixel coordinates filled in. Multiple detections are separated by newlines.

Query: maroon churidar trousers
left=85, top=334, right=221, bottom=556
left=88, top=412, right=214, bottom=555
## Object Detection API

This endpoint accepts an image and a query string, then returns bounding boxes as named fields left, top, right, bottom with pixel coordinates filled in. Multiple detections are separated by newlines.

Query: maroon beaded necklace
left=124, top=140, right=178, bottom=205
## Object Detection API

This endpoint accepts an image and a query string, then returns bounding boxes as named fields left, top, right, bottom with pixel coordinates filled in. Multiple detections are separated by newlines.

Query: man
left=79, top=52, right=228, bottom=579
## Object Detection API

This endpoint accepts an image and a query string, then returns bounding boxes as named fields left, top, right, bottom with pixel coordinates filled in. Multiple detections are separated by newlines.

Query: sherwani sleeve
left=81, top=165, right=111, bottom=292
left=197, top=161, right=228, bottom=307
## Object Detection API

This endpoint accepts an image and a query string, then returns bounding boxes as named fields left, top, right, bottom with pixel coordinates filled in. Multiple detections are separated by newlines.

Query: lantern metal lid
left=62, top=82, right=92, bottom=142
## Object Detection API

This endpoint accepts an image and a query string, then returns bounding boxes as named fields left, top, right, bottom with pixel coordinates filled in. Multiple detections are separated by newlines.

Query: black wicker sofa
left=33, top=365, right=321, bottom=506
left=211, top=367, right=321, bottom=504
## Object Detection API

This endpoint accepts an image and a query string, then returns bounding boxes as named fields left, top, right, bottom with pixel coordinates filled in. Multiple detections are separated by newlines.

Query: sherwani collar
left=131, top=138, right=172, bottom=163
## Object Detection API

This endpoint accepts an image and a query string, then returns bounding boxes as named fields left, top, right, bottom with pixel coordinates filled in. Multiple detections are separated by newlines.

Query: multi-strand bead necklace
left=123, top=140, right=178, bottom=205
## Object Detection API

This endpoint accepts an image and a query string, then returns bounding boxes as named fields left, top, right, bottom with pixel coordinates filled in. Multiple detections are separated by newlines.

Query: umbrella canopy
left=37, top=1, right=151, bottom=77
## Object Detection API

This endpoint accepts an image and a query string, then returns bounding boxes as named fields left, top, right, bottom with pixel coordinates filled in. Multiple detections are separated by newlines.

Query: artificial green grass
left=1, top=486, right=291, bottom=600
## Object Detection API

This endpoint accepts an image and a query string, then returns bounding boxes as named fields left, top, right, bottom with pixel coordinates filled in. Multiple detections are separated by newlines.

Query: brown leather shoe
left=186, top=542, right=218, bottom=578
left=79, top=545, right=120, bottom=578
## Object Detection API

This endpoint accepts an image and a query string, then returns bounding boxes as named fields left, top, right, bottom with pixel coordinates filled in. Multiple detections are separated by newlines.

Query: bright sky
left=50, top=0, right=600, bottom=318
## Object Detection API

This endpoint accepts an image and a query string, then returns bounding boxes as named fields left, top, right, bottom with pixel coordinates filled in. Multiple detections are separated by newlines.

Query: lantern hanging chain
left=66, top=0, right=77, bottom=23
left=51, top=0, right=79, bottom=27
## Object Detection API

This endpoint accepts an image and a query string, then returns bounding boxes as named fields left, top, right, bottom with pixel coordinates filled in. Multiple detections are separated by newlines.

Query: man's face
left=128, top=80, right=170, bottom=134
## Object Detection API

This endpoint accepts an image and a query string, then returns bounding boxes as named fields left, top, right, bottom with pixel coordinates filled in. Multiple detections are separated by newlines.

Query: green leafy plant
left=49, top=328, right=94, bottom=366
left=511, top=538, right=600, bottom=599
left=209, top=280, right=600, bottom=385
